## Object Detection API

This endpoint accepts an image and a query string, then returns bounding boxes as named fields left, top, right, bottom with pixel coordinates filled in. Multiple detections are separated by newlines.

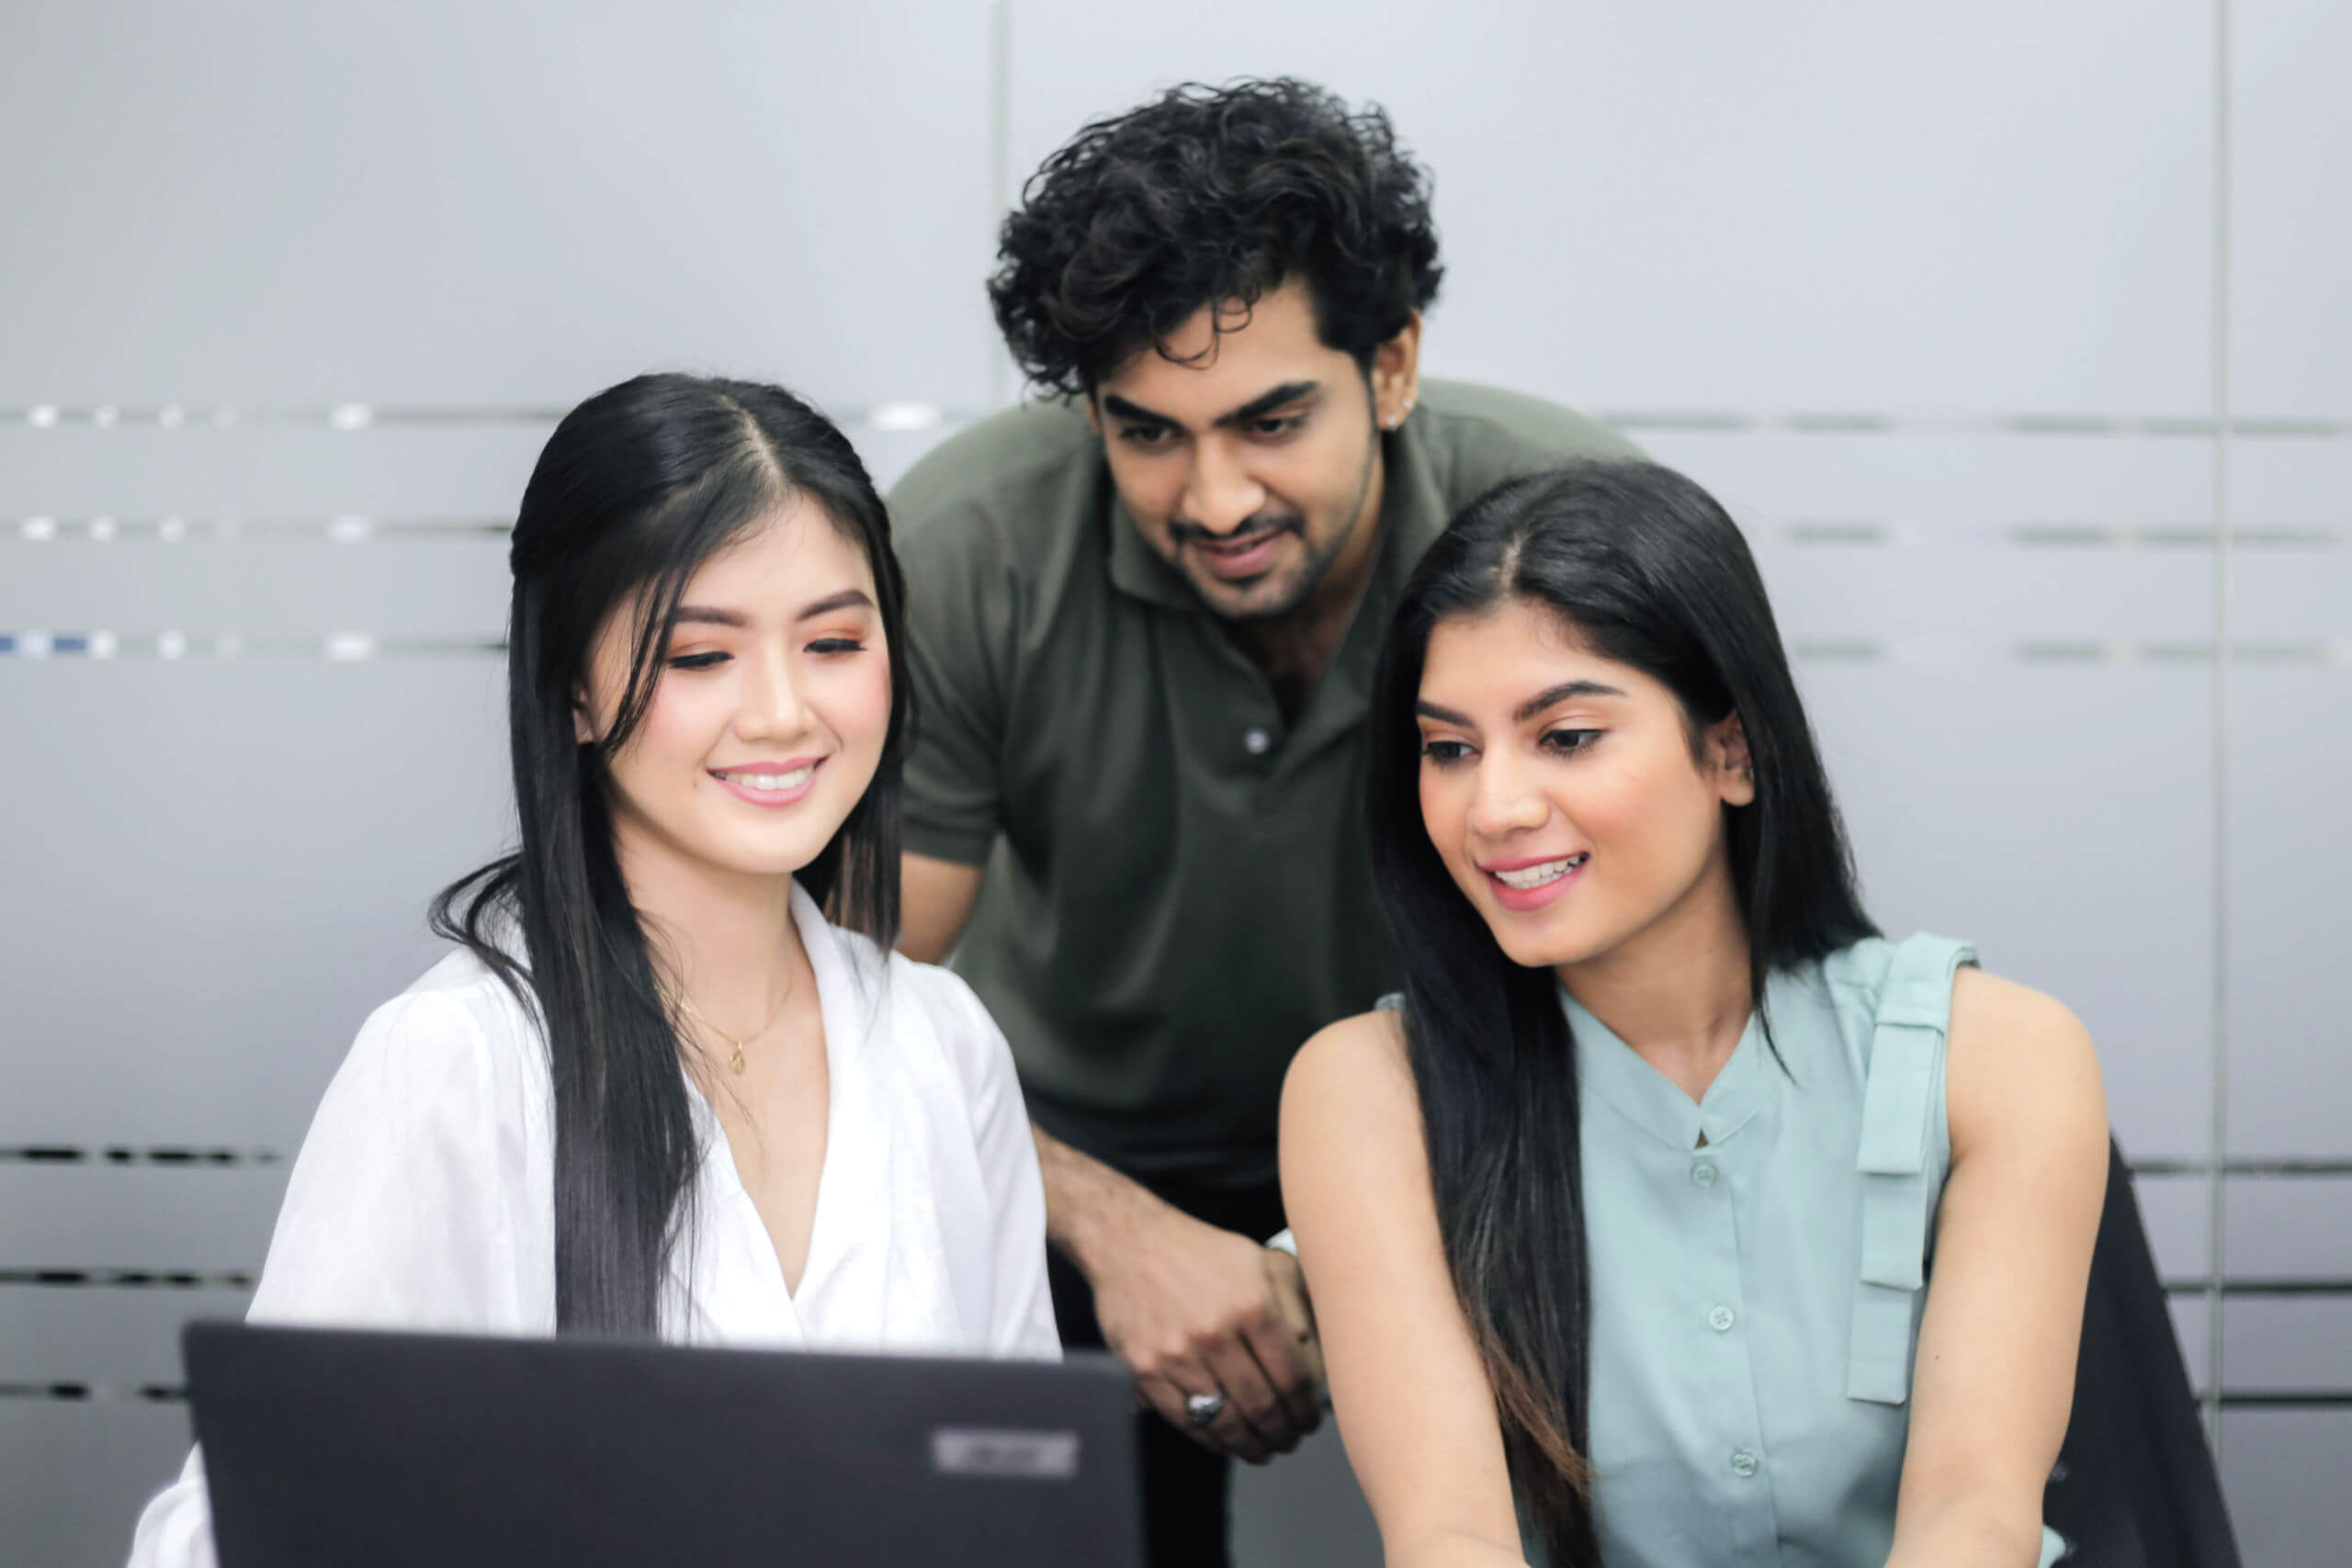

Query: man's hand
left=1039, top=1128, right=1323, bottom=1463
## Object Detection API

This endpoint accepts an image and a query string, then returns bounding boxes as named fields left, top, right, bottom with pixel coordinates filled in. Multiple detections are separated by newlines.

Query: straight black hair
left=1364, top=460, right=1877, bottom=1565
left=431, top=373, right=910, bottom=1336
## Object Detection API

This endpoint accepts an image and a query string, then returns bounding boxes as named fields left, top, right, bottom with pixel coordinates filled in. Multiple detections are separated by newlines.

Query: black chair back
left=2041, top=1139, right=2242, bottom=1567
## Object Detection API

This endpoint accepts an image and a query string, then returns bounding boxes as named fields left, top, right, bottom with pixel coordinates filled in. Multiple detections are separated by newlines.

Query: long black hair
left=1364, top=460, right=1876, bottom=1564
left=430, top=373, right=910, bottom=1336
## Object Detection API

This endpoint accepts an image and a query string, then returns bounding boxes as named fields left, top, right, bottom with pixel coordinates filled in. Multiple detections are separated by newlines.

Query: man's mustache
left=1167, top=514, right=1302, bottom=547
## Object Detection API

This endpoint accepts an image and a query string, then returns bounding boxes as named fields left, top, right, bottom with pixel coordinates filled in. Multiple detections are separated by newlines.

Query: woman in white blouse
left=128, top=374, right=1059, bottom=1567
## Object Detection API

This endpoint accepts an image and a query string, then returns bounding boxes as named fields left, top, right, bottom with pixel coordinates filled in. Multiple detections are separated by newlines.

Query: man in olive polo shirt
left=891, top=79, right=1637, bottom=1566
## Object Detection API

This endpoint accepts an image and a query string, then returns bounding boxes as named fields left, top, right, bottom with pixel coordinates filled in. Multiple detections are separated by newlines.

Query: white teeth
left=719, top=767, right=812, bottom=792
left=1494, top=853, right=1588, bottom=891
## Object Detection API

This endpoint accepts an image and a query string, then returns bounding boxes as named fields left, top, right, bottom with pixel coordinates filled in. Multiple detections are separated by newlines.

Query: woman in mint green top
left=1282, top=462, right=2107, bottom=1568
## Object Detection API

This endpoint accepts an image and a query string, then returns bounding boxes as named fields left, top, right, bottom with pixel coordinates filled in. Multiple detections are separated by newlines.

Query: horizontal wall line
left=6, top=403, right=2350, bottom=439
left=0, top=1146, right=281, bottom=1166
left=0, top=1269, right=254, bottom=1288
left=2131, top=1158, right=2352, bottom=1177
left=12, top=516, right=2345, bottom=548
left=11, top=515, right=509, bottom=543
left=0, top=632, right=505, bottom=660
left=1, top=401, right=978, bottom=434
left=0, top=1382, right=187, bottom=1403
left=8, top=632, right=2347, bottom=667
left=1784, top=522, right=2344, bottom=548
left=2165, top=1279, right=2352, bottom=1297
left=1595, top=412, right=2352, bottom=439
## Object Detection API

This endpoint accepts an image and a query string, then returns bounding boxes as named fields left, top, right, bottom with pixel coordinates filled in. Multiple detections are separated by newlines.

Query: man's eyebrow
left=797, top=588, right=875, bottom=620
left=1097, top=381, right=1322, bottom=433
left=1099, top=393, right=1174, bottom=427
left=1213, top=380, right=1320, bottom=429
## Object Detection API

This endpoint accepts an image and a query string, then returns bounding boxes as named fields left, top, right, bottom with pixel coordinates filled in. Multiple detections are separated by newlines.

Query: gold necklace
left=672, top=976, right=794, bottom=1076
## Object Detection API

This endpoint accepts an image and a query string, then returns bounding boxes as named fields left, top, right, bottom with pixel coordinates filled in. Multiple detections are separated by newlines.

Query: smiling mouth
left=711, top=766, right=814, bottom=792
left=1490, top=852, right=1589, bottom=890
left=1187, top=527, right=1294, bottom=579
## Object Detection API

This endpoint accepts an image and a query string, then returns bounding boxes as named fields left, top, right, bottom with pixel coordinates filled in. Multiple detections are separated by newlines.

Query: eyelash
left=1116, top=414, right=1306, bottom=447
left=664, top=638, right=866, bottom=671
left=1418, top=728, right=1601, bottom=766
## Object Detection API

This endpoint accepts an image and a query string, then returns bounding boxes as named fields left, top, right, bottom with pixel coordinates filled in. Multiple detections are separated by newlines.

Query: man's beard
left=1170, top=423, right=1381, bottom=625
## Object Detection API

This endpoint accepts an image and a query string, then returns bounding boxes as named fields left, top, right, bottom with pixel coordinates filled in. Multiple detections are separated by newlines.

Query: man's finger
left=1239, top=1308, right=1324, bottom=1435
left=1134, top=1371, right=1233, bottom=1457
left=1204, top=1332, right=1299, bottom=1454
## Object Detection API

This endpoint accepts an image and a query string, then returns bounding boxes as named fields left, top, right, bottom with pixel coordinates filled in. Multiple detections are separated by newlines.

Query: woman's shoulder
left=1825, top=934, right=2104, bottom=1158
left=1281, top=1007, right=1418, bottom=1154
left=327, top=944, right=548, bottom=1112
left=820, top=916, right=1016, bottom=1097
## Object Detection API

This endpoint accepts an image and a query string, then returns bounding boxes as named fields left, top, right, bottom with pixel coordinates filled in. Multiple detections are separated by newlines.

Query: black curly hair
left=989, top=78, right=1444, bottom=396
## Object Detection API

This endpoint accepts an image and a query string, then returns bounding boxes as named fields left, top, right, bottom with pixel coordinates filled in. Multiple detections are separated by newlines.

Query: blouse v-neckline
left=678, top=880, right=887, bottom=1330
left=1561, top=983, right=1778, bottom=1152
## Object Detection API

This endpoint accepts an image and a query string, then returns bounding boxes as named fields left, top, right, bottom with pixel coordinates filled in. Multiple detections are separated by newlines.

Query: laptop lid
left=184, top=1321, right=1142, bottom=1568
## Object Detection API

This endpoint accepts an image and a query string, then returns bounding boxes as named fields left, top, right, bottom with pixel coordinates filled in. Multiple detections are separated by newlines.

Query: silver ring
left=1184, top=1391, right=1227, bottom=1427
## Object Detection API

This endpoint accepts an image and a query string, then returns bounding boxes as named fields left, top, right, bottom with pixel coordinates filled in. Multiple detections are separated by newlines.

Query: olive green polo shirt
left=889, top=379, right=1639, bottom=1190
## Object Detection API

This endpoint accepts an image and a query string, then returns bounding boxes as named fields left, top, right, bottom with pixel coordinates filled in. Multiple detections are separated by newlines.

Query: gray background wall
left=2, top=1, right=2344, bottom=1562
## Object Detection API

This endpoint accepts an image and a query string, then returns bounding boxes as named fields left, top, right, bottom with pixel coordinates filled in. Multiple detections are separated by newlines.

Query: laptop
left=184, top=1321, right=1143, bottom=1567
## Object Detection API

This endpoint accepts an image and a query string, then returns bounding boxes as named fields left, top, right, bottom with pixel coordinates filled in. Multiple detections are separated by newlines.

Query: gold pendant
left=729, top=1044, right=746, bottom=1075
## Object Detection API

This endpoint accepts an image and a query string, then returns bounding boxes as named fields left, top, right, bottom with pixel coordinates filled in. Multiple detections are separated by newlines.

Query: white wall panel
left=1006, top=0, right=2214, bottom=417
left=2226, top=1178, right=2352, bottom=1279
left=0, top=0, right=1000, bottom=412
left=2223, top=1298, right=2352, bottom=1393
left=1796, top=663, right=2216, bottom=1160
left=0, top=1401, right=194, bottom=1568
left=0, top=1168, right=284, bottom=1274
left=0, top=1287, right=254, bottom=1388
left=2231, top=0, right=2352, bottom=418
left=2223, top=659, right=2351, bottom=1161
left=2222, top=1411, right=2352, bottom=1568
left=2134, top=1172, right=2212, bottom=1281
left=0, top=423, right=548, bottom=525
left=0, top=660, right=509, bottom=1147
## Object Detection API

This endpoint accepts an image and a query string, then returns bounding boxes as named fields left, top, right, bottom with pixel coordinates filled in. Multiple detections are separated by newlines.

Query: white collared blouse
left=127, top=881, right=1058, bottom=1568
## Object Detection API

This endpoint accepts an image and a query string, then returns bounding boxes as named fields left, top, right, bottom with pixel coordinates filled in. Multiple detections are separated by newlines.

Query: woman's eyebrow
left=1415, top=680, right=1627, bottom=728
left=1513, top=679, right=1625, bottom=722
left=797, top=588, right=875, bottom=620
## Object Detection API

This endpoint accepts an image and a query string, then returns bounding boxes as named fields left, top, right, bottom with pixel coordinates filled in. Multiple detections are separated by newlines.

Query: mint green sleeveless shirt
left=1532, top=933, right=2064, bottom=1568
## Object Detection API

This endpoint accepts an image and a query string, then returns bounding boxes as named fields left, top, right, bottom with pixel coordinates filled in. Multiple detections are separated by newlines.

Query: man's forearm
left=1031, top=1119, right=1166, bottom=1277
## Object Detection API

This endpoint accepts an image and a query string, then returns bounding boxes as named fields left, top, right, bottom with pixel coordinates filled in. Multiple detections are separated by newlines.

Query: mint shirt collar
left=1563, top=982, right=1780, bottom=1152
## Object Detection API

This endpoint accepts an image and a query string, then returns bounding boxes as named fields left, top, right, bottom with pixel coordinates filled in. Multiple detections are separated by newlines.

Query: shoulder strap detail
left=1848, top=933, right=1977, bottom=1405
left=1373, top=992, right=1405, bottom=1013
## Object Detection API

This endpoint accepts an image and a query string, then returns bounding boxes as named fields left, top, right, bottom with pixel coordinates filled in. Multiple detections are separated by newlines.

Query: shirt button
left=1690, top=1161, right=1718, bottom=1189
left=1243, top=728, right=1272, bottom=755
left=1729, top=1449, right=1759, bottom=1478
left=1707, top=1304, right=1736, bottom=1333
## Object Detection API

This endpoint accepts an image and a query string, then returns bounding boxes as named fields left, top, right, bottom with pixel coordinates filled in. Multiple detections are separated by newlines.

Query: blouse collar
left=1563, top=980, right=1779, bottom=1153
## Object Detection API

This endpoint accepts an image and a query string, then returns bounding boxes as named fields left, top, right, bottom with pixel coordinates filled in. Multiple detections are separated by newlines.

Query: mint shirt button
left=1690, top=1161, right=1718, bottom=1188
left=1708, top=1304, right=1736, bottom=1332
left=1730, top=1449, right=1760, bottom=1478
